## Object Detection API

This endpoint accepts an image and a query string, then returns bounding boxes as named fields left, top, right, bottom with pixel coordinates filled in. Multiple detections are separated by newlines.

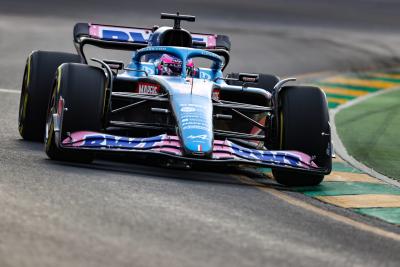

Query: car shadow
left=16, top=138, right=289, bottom=190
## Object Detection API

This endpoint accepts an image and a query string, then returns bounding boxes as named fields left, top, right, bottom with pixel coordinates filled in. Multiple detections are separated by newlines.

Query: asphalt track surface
left=1, top=1, right=400, bottom=266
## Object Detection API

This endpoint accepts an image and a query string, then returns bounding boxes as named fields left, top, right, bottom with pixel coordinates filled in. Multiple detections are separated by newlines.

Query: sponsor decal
left=90, top=25, right=217, bottom=48
left=241, top=77, right=257, bottom=82
left=180, top=104, right=209, bottom=130
left=212, top=89, right=220, bottom=100
left=142, top=47, right=167, bottom=52
left=137, top=83, right=160, bottom=95
left=91, top=26, right=150, bottom=43
left=200, top=50, right=216, bottom=57
left=180, top=106, right=196, bottom=113
left=81, top=134, right=160, bottom=149
left=199, top=72, right=211, bottom=80
left=192, top=34, right=217, bottom=48
left=65, top=132, right=316, bottom=168
left=187, top=134, right=208, bottom=140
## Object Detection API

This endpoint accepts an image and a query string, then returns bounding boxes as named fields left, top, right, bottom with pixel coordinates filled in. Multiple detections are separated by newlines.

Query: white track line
left=331, top=87, right=400, bottom=188
left=0, top=88, right=20, bottom=94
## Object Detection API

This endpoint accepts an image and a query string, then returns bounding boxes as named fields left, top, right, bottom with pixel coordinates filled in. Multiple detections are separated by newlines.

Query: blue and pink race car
left=18, top=13, right=332, bottom=186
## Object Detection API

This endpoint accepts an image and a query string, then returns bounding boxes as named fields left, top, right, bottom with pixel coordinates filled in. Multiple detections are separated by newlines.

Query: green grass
left=335, top=89, right=400, bottom=180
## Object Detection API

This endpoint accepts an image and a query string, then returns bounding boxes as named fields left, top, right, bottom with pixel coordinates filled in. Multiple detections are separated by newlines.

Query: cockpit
left=129, top=46, right=224, bottom=80
left=143, top=54, right=196, bottom=77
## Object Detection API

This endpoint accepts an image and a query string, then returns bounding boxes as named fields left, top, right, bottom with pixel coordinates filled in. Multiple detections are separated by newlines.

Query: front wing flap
left=60, top=131, right=327, bottom=174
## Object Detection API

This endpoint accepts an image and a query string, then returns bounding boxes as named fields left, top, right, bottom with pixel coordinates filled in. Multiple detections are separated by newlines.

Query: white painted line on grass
left=0, top=88, right=20, bottom=94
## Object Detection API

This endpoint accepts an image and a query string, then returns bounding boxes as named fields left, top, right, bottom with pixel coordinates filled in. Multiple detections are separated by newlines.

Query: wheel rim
left=45, top=87, right=57, bottom=149
left=18, top=66, right=29, bottom=134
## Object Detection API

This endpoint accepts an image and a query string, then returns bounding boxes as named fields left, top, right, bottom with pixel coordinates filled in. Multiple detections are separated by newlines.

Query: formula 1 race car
left=18, top=13, right=332, bottom=186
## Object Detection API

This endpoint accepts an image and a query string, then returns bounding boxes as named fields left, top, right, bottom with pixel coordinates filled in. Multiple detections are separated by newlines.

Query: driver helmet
left=156, top=54, right=195, bottom=76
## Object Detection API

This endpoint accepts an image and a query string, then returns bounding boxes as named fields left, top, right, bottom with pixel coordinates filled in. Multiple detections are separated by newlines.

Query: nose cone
left=162, top=77, right=215, bottom=157
left=182, top=128, right=213, bottom=156
left=174, top=96, right=214, bottom=157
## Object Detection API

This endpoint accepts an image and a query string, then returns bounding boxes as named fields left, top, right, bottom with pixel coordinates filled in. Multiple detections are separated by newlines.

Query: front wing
left=59, top=131, right=328, bottom=174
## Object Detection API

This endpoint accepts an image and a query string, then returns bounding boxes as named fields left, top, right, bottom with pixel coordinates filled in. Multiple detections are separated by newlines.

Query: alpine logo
left=137, top=83, right=160, bottom=95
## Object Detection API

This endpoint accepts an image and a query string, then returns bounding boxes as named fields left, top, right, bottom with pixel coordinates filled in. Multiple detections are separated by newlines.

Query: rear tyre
left=45, top=63, right=106, bottom=163
left=18, top=51, right=81, bottom=141
left=273, top=86, right=330, bottom=186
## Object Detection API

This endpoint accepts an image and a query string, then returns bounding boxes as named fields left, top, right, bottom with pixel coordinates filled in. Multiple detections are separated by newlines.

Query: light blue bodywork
left=124, top=46, right=224, bottom=156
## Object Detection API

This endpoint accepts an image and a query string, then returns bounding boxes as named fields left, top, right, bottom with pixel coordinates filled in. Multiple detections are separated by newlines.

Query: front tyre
left=273, top=86, right=331, bottom=186
left=45, top=63, right=106, bottom=163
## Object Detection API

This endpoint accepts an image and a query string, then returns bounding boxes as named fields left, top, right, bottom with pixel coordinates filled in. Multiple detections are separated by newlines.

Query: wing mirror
left=238, top=73, right=259, bottom=83
left=214, top=73, right=259, bottom=87
left=103, top=60, right=124, bottom=71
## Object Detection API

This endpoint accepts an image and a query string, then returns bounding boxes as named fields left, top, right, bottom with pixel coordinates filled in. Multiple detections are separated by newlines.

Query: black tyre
left=18, top=51, right=81, bottom=141
left=273, top=86, right=331, bottom=186
left=45, top=63, right=106, bottom=163
left=226, top=72, right=279, bottom=92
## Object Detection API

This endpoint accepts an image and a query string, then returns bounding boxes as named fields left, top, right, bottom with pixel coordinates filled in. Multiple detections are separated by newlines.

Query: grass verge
left=335, top=89, right=400, bottom=181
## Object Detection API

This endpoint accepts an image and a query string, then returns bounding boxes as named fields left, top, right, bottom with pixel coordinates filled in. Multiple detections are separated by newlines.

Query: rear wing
left=73, top=23, right=231, bottom=67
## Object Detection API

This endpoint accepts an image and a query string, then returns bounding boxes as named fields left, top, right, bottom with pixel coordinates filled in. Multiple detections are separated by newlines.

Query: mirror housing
left=103, top=60, right=124, bottom=71
left=238, top=73, right=259, bottom=83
